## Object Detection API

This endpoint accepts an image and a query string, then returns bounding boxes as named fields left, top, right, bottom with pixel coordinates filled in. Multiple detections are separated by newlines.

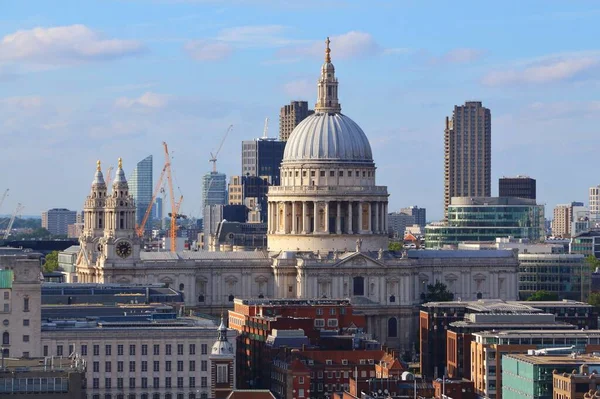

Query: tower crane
left=262, top=117, right=269, bottom=139
left=163, top=142, right=186, bottom=252
left=106, top=165, right=114, bottom=184
left=135, top=163, right=168, bottom=237
left=209, top=125, right=233, bottom=173
left=3, top=203, right=24, bottom=240
left=0, top=189, right=9, bottom=214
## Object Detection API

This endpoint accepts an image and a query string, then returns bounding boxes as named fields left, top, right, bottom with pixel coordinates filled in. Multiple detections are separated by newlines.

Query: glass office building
left=425, top=197, right=545, bottom=248
left=202, top=172, right=227, bottom=208
left=129, top=155, right=153, bottom=232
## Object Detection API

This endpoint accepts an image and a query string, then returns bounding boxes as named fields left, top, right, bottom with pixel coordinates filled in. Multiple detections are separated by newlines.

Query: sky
left=1, top=1, right=599, bottom=221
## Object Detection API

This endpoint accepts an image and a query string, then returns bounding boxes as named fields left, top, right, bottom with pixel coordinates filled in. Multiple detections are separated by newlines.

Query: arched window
left=228, top=294, right=234, bottom=302
left=476, top=292, right=483, bottom=299
left=353, top=276, right=364, bottom=296
left=179, top=283, right=184, bottom=291
left=198, top=295, right=205, bottom=303
left=2, top=331, right=9, bottom=345
left=388, top=317, right=398, bottom=338
left=389, top=295, right=396, bottom=303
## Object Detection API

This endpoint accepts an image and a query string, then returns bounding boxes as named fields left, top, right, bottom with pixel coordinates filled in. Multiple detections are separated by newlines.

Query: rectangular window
left=117, top=345, right=124, bottom=356
left=129, top=377, right=135, bottom=389
left=348, top=171, right=352, bottom=177
left=57, top=345, right=63, bottom=356
left=201, top=377, right=208, bottom=388
left=3, top=303, right=8, bottom=312
left=129, top=361, right=135, bottom=372
left=165, top=377, right=172, bottom=388
left=93, top=378, right=99, bottom=389
left=330, top=171, right=335, bottom=177
left=189, top=377, right=196, bottom=388
left=189, top=344, right=196, bottom=355
left=201, top=344, right=207, bottom=355
left=189, top=360, right=196, bottom=372
left=117, top=378, right=123, bottom=389
left=93, top=345, right=100, bottom=356
left=81, top=345, right=87, bottom=356
left=299, top=389, right=305, bottom=398
left=177, top=360, right=184, bottom=372
left=320, top=171, right=325, bottom=177
left=129, top=345, right=136, bottom=356
left=23, top=335, right=29, bottom=342
left=153, top=344, right=160, bottom=355
left=217, top=365, right=228, bottom=383
left=201, top=361, right=207, bottom=372
left=166, top=344, right=172, bottom=355
left=105, top=378, right=111, bottom=389
left=3, top=292, right=7, bottom=300
left=93, top=362, right=100, bottom=372
left=117, top=361, right=124, bottom=373
left=177, top=377, right=184, bottom=388
left=23, top=319, right=29, bottom=326
left=105, top=362, right=112, bottom=372
left=43, top=345, right=48, bottom=357
left=177, top=344, right=184, bottom=355
left=141, top=377, right=148, bottom=389
left=142, top=361, right=148, bottom=372
left=153, top=361, right=160, bottom=372
left=299, top=377, right=305, bottom=384
left=23, top=297, right=29, bottom=312
left=153, top=377, right=159, bottom=389
left=142, top=345, right=148, bottom=356
left=105, top=345, right=112, bottom=356
left=166, top=361, right=171, bottom=372
left=311, top=171, right=315, bottom=177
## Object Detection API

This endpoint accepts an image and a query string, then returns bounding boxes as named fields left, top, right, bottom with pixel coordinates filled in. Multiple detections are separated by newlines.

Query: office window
left=57, top=345, right=63, bottom=356
left=153, top=361, right=160, bottom=372
left=105, top=378, right=112, bottom=389
left=177, top=377, right=184, bottom=388
left=142, top=361, right=148, bottom=372
left=142, top=345, right=148, bottom=356
left=129, top=345, right=136, bottom=356
left=165, top=377, right=172, bottom=388
left=117, top=378, right=123, bottom=389
left=117, top=345, right=124, bottom=356
left=177, top=360, right=184, bottom=372
left=189, top=377, right=196, bottom=388
left=81, top=345, right=87, bottom=356
left=129, top=361, right=135, bottom=372
left=201, top=377, right=208, bottom=388
left=3, top=292, right=7, bottom=300
left=22, top=335, right=29, bottom=342
left=43, top=345, right=48, bottom=357
left=93, top=378, right=99, bottom=389
left=129, top=377, right=135, bottom=389
left=23, top=319, right=29, bottom=326
left=141, top=377, right=148, bottom=388
left=189, top=360, right=196, bottom=372
left=105, top=362, right=112, bottom=372
left=201, top=344, right=207, bottom=355
left=177, top=344, right=184, bottom=355
left=153, top=345, right=159, bottom=355
left=153, top=377, right=160, bottom=389
left=23, top=297, right=29, bottom=312
left=93, top=361, right=100, bottom=372
left=166, top=361, right=171, bottom=371
left=105, top=345, right=112, bottom=356
left=201, top=360, right=207, bottom=371
left=166, top=344, right=172, bottom=355
left=117, top=361, right=124, bottom=373
left=94, top=345, right=100, bottom=356
left=189, top=344, right=196, bottom=355
left=320, top=171, right=325, bottom=177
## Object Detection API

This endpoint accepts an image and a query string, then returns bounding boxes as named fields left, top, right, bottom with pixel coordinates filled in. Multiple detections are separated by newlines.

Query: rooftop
left=474, top=330, right=600, bottom=338
left=235, top=298, right=351, bottom=306
left=505, top=353, right=600, bottom=366
left=422, top=298, right=592, bottom=310
left=226, top=390, right=276, bottom=399
left=407, top=249, right=515, bottom=259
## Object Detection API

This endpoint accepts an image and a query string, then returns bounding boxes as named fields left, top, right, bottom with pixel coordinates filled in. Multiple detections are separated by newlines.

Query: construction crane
left=3, top=203, right=24, bottom=240
left=0, top=189, right=8, bottom=214
left=163, top=142, right=186, bottom=252
left=135, top=163, right=168, bottom=237
left=262, top=117, right=269, bottom=139
left=209, top=125, right=233, bottom=173
left=106, top=165, right=114, bottom=184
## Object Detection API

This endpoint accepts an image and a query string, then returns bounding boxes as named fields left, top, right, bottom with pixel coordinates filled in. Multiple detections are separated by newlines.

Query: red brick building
left=229, top=298, right=365, bottom=389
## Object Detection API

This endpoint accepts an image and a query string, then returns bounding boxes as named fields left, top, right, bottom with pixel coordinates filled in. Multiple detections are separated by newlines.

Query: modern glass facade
left=425, top=197, right=545, bottom=248
left=202, top=172, right=227, bottom=208
left=128, top=155, right=153, bottom=231
left=518, top=254, right=589, bottom=301
left=241, top=138, right=285, bottom=186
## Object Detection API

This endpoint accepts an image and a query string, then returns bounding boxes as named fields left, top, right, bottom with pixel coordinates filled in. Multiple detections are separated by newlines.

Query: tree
left=421, top=281, right=454, bottom=303
left=585, top=255, right=600, bottom=272
left=526, top=290, right=559, bottom=301
left=589, top=292, right=600, bottom=309
left=43, top=251, right=60, bottom=273
left=388, top=241, right=403, bottom=251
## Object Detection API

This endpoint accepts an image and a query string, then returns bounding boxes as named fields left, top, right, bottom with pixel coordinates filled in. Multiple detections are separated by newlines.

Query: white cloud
left=0, top=25, right=145, bottom=65
left=278, top=31, right=381, bottom=60
left=482, top=54, right=600, bottom=86
left=216, top=25, right=292, bottom=47
left=184, top=40, right=232, bottom=61
left=282, top=79, right=314, bottom=98
left=115, top=92, right=169, bottom=108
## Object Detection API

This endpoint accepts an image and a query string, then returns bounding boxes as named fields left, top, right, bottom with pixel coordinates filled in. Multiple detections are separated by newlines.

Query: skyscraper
left=128, top=155, right=153, bottom=231
left=241, top=138, right=286, bottom=186
left=499, top=176, right=536, bottom=199
left=202, top=172, right=227, bottom=208
left=279, top=101, right=314, bottom=141
left=400, top=205, right=426, bottom=228
left=444, top=101, right=491, bottom=218
left=590, top=185, right=600, bottom=223
left=42, top=208, right=77, bottom=236
left=552, top=202, right=585, bottom=238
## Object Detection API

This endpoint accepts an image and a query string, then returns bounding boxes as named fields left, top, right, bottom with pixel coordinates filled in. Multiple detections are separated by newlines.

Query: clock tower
left=98, top=158, right=141, bottom=276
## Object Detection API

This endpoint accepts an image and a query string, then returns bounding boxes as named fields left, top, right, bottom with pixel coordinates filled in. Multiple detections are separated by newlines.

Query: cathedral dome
left=282, top=112, right=373, bottom=164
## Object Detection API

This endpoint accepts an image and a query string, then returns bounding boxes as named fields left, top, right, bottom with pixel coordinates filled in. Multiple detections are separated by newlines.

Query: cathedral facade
left=76, top=39, right=519, bottom=352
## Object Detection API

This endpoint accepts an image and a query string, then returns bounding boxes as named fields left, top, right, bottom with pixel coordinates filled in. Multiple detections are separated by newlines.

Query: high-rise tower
left=444, top=101, right=491, bottom=218
left=279, top=101, right=314, bottom=142
left=129, top=155, right=153, bottom=232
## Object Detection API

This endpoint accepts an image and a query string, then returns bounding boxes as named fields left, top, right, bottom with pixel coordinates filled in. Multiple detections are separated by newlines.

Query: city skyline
left=1, top=1, right=600, bottom=220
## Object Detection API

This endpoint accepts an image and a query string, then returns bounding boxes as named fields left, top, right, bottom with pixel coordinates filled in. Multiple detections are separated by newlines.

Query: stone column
left=275, top=202, right=280, bottom=233
left=374, top=201, right=380, bottom=234
left=302, top=201, right=308, bottom=234
left=324, top=201, right=330, bottom=234
left=348, top=202, right=353, bottom=234
left=383, top=202, right=388, bottom=232
left=367, top=202, right=372, bottom=233
left=291, top=201, right=297, bottom=234
left=358, top=202, right=363, bottom=233
left=313, top=201, right=318, bottom=233
left=336, top=202, right=342, bottom=234
left=267, top=202, right=272, bottom=233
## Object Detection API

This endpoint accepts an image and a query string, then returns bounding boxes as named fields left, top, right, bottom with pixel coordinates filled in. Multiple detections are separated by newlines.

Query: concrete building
left=279, top=101, right=314, bottom=142
left=0, top=356, right=86, bottom=398
left=502, top=353, right=600, bottom=399
left=499, top=176, right=536, bottom=200
left=399, top=206, right=426, bottom=228
left=444, top=101, right=491, bottom=218
left=42, top=209, right=77, bottom=236
left=67, top=223, right=83, bottom=239
left=387, top=212, right=414, bottom=238
left=202, top=172, right=227, bottom=209
left=553, top=202, right=585, bottom=238
left=74, top=38, right=521, bottom=354
left=591, top=185, right=600, bottom=226
left=0, top=252, right=43, bottom=358
left=571, top=230, right=600, bottom=259
left=241, top=138, right=285, bottom=186
left=426, top=197, right=545, bottom=248
left=129, top=155, right=153, bottom=232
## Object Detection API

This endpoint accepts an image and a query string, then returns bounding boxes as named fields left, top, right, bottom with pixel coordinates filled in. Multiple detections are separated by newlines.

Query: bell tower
left=315, top=37, right=341, bottom=114
left=210, top=315, right=235, bottom=399
left=78, top=161, right=108, bottom=269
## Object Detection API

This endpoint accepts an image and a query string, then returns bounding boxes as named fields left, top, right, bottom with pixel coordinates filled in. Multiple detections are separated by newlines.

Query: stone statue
left=355, top=238, right=362, bottom=252
left=378, top=248, right=384, bottom=260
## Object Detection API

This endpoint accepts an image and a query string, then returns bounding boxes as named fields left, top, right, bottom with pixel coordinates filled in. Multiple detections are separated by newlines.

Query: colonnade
left=267, top=200, right=388, bottom=235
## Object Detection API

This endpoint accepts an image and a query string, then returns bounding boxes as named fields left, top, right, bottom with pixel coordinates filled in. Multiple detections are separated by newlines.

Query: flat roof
left=505, top=353, right=600, bottom=366
left=474, top=330, right=600, bottom=338
left=407, top=249, right=515, bottom=259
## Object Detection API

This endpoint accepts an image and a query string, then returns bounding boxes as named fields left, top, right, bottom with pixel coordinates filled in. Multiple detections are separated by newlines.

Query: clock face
left=116, top=241, right=132, bottom=258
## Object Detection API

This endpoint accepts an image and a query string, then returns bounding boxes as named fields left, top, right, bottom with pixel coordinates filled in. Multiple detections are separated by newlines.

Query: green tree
left=585, top=255, right=600, bottom=271
left=388, top=241, right=403, bottom=251
left=43, top=251, right=60, bottom=273
left=526, top=290, right=559, bottom=301
left=589, top=292, right=600, bottom=309
left=421, top=281, right=454, bottom=302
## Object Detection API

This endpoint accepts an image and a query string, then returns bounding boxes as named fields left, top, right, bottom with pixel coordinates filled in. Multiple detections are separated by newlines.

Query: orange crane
left=135, top=163, right=167, bottom=237
left=164, top=141, right=186, bottom=251
left=106, top=165, right=114, bottom=184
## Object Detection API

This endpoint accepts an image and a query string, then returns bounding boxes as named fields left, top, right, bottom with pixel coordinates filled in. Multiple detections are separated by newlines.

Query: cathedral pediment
left=333, top=252, right=385, bottom=269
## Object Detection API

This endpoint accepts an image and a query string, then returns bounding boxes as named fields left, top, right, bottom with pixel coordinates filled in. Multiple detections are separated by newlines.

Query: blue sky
left=1, top=1, right=599, bottom=220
